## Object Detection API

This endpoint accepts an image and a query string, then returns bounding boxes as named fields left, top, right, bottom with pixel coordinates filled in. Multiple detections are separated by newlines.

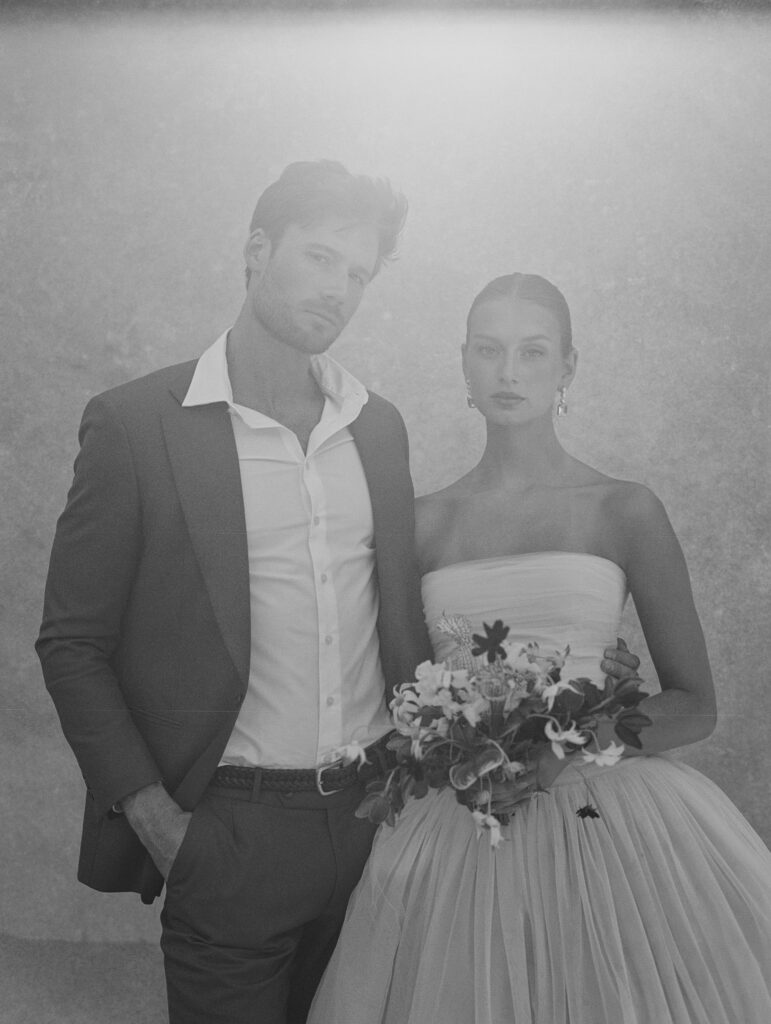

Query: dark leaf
left=575, top=679, right=603, bottom=709
left=616, top=710, right=652, bottom=732
left=471, top=620, right=510, bottom=664
left=612, top=677, right=645, bottom=699
left=449, top=743, right=505, bottom=790
left=576, top=804, right=600, bottom=819
left=553, top=687, right=585, bottom=716
left=413, top=778, right=429, bottom=799
left=614, top=723, right=643, bottom=749
left=355, top=793, right=393, bottom=824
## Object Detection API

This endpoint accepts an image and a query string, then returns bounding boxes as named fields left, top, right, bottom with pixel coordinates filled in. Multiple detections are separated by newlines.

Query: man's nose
left=320, top=267, right=348, bottom=305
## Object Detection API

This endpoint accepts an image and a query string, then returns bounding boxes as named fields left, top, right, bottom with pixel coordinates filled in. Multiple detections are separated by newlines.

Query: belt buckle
left=316, top=761, right=344, bottom=796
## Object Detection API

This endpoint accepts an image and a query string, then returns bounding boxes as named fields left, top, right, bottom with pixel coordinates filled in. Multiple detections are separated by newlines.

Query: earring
left=465, top=378, right=476, bottom=409
left=557, top=386, right=568, bottom=417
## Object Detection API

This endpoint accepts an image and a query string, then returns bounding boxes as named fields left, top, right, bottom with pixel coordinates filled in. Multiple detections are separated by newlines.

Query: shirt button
left=326, top=696, right=335, bottom=707
left=324, top=635, right=333, bottom=645
left=320, top=573, right=328, bottom=583
left=313, top=516, right=320, bottom=526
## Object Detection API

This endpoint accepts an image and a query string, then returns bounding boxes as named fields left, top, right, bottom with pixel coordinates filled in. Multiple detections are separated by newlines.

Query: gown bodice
left=421, top=552, right=628, bottom=685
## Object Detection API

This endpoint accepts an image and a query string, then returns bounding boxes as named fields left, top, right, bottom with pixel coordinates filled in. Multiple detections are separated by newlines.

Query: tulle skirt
left=308, top=756, right=771, bottom=1024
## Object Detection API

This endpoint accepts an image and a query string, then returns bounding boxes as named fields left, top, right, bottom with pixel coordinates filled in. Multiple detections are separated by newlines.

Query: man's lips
left=305, top=307, right=341, bottom=328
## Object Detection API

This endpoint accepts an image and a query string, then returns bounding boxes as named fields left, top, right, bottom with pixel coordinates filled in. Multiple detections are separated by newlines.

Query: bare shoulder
left=597, top=477, right=681, bottom=575
left=415, top=480, right=463, bottom=536
left=601, top=478, right=669, bottom=528
left=415, top=476, right=472, bottom=572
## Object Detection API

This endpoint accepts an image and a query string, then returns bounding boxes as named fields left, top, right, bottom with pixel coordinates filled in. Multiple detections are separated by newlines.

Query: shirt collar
left=182, top=331, right=369, bottom=423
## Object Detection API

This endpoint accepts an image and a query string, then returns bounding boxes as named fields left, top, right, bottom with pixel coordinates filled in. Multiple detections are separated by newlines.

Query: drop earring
left=465, top=378, right=476, bottom=409
left=557, top=386, right=568, bottom=417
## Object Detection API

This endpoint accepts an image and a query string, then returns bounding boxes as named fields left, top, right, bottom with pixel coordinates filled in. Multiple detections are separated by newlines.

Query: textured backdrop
left=2, top=2, right=769, bottom=984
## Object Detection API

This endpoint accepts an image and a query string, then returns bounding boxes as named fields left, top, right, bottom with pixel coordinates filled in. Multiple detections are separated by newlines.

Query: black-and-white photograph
left=2, top=0, right=770, bottom=1021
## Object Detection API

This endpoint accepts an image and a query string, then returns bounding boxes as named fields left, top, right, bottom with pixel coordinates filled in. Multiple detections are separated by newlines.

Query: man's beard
left=252, top=280, right=342, bottom=355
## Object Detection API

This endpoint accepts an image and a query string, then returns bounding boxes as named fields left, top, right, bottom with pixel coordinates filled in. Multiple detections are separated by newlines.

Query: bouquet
left=348, top=616, right=651, bottom=846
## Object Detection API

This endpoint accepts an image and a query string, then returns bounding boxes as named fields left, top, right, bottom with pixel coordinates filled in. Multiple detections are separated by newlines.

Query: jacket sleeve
left=36, top=394, right=162, bottom=817
left=355, top=394, right=434, bottom=697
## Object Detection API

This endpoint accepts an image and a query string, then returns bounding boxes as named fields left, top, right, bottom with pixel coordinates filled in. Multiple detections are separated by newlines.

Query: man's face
left=246, top=217, right=380, bottom=355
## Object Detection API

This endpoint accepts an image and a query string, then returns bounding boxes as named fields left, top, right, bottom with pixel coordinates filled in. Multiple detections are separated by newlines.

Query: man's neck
left=227, top=313, right=322, bottom=414
left=226, top=315, right=326, bottom=452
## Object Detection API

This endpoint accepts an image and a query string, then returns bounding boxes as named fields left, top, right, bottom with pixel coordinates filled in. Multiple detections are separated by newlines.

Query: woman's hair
left=466, top=273, right=573, bottom=356
left=247, top=160, right=408, bottom=278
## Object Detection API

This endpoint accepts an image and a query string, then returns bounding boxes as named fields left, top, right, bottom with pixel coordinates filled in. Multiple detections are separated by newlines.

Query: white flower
left=540, top=678, right=580, bottom=711
left=544, top=720, right=588, bottom=759
left=461, top=696, right=490, bottom=727
left=390, top=686, right=421, bottom=734
left=410, top=727, right=435, bottom=760
left=581, top=741, right=625, bottom=767
left=332, top=741, right=369, bottom=767
left=471, top=809, right=504, bottom=848
left=501, top=759, right=527, bottom=780
left=414, top=661, right=454, bottom=701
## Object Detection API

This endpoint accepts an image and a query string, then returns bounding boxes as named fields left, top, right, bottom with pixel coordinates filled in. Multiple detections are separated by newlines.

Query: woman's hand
left=488, top=747, right=578, bottom=817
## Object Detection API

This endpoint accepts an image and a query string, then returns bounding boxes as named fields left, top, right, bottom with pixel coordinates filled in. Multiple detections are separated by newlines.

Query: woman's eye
left=349, top=272, right=365, bottom=286
left=523, top=348, right=545, bottom=359
left=310, top=251, right=329, bottom=265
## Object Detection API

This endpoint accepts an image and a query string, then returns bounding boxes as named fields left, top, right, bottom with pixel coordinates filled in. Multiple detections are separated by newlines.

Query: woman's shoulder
left=599, top=477, right=667, bottom=522
left=567, top=459, right=664, bottom=514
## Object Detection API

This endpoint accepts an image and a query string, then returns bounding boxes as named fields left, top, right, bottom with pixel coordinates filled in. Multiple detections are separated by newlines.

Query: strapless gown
left=308, top=554, right=771, bottom=1024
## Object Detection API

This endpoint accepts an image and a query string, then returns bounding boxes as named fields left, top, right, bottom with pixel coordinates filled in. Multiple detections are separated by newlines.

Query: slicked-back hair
left=247, top=160, right=408, bottom=278
left=466, top=273, right=574, bottom=356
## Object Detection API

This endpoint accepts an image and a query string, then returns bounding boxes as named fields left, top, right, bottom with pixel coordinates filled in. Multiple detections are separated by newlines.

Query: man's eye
left=523, top=348, right=545, bottom=358
left=310, top=252, right=330, bottom=265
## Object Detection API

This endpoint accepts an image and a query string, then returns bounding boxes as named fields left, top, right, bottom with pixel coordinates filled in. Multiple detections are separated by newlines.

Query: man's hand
left=601, top=637, right=640, bottom=682
left=121, top=782, right=192, bottom=880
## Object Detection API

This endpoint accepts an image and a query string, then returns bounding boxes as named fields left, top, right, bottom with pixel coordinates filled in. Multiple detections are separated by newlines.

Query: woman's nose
left=498, top=354, right=519, bottom=382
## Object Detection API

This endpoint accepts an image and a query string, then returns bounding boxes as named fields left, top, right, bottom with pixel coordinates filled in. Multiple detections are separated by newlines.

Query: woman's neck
left=472, top=417, right=570, bottom=490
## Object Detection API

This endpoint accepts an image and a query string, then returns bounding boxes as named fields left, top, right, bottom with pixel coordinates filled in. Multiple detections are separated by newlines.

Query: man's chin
left=287, top=328, right=340, bottom=356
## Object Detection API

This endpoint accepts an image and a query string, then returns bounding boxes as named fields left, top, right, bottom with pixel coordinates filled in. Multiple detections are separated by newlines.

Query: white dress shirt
left=183, top=333, right=392, bottom=768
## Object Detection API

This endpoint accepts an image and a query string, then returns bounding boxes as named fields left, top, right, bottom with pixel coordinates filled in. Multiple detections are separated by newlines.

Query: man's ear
left=243, top=229, right=272, bottom=279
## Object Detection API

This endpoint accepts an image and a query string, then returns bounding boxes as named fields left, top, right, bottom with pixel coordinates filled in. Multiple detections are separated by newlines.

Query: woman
left=308, top=274, right=771, bottom=1023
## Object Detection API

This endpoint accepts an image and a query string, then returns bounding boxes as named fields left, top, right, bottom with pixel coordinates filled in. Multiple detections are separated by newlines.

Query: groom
left=37, top=160, right=638, bottom=1024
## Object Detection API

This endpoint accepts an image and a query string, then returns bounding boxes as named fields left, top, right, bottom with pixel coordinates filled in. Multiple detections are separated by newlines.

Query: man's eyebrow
left=307, top=242, right=372, bottom=280
left=470, top=332, right=552, bottom=344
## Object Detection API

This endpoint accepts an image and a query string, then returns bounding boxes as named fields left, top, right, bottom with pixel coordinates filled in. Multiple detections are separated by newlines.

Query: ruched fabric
left=308, top=554, right=771, bottom=1024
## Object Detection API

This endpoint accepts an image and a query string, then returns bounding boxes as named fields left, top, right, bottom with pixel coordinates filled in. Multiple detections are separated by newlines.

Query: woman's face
left=463, top=296, right=575, bottom=426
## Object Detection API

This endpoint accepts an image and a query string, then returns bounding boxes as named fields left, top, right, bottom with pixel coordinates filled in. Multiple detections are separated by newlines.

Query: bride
left=308, top=273, right=771, bottom=1023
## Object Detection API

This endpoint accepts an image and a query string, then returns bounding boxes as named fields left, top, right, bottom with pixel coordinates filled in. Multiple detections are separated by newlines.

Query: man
left=37, top=160, right=638, bottom=1024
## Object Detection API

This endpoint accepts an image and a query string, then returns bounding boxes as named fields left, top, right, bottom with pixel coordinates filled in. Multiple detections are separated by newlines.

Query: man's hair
left=247, top=160, right=408, bottom=279
left=466, top=273, right=574, bottom=356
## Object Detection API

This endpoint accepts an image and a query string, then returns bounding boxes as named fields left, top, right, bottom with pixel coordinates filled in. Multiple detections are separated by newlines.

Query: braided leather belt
left=212, top=733, right=394, bottom=796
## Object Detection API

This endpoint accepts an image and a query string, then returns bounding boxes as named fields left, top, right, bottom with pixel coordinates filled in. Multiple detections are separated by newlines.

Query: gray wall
left=2, top=4, right=769, bottom=962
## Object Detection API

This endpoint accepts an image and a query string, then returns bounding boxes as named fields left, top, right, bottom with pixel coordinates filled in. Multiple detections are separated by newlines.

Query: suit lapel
left=162, top=373, right=251, bottom=689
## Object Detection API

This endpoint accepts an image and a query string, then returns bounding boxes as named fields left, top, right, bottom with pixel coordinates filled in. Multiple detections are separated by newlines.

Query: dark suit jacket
left=37, top=359, right=432, bottom=903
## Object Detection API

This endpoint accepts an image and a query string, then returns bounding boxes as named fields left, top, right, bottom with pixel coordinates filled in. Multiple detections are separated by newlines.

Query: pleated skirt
left=307, top=756, right=771, bottom=1024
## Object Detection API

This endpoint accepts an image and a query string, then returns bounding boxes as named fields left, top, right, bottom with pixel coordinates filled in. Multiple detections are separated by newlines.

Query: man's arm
left=36, top=394, right=162, bottom=817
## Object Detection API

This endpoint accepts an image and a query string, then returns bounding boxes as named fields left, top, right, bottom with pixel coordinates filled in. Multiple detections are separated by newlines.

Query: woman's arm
left=605, top=483, right=717, bottom=755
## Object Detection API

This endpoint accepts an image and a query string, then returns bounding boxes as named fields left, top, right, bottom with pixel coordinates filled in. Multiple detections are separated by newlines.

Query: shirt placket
left=302, top=448, right=343, bottom=761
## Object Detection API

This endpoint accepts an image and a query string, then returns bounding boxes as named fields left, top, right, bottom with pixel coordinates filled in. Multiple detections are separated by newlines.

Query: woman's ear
left=561, top=347, right=578, bottom=388
left=243, top=229, right=272, bottom=278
